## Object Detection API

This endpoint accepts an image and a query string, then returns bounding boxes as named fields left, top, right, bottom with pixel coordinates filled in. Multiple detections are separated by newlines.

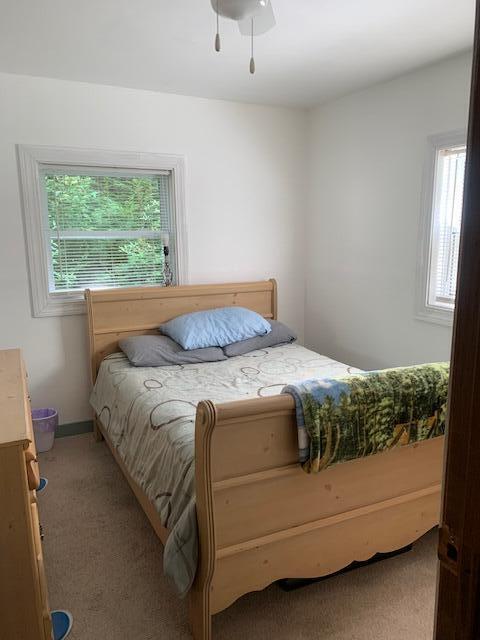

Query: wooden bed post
left=269, top=278, right=278, bottom=320
left=189, top=400, right=217, bottom=640
left=85, top=289, right=103, bottom=442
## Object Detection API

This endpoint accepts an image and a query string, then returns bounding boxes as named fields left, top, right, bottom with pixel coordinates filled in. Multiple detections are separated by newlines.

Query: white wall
left=0, top=72, right=307, bottom=424
left=305, top=53, right=472, bottom=370
left=0, top=52, right=472, bottom=423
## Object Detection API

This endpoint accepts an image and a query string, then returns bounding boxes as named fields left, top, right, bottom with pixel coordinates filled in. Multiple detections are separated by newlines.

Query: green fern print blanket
left=282, top=362, right=449, bottom=473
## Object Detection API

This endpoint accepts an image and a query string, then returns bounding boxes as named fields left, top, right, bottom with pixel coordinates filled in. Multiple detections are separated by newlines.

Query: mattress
left=90, top=343, right=360, bottom=596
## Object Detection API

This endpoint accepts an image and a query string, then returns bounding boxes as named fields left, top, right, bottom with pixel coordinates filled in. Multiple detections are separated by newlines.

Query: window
left=416, top=131, right=467, bottom=325
left=44, top=170, right=173, bottom=291
left=18, top=146, right=187, bottom=317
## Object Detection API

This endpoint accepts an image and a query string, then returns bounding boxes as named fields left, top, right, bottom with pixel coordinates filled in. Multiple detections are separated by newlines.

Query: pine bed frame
left=85, top=279, right=444, bottom=640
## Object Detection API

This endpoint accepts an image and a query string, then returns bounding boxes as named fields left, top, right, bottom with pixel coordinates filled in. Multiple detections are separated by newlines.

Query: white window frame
left=18, top=145, right=188, bottom=317
left=415, top=130, right=467, bottom=326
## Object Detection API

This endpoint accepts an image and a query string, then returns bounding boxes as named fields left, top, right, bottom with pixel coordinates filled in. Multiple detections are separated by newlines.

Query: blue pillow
left=159, top=307, right=272, bottom=350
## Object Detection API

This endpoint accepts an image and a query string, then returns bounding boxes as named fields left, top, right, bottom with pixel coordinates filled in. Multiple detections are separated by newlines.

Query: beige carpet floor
left=39, top=433, right=437, bottom=640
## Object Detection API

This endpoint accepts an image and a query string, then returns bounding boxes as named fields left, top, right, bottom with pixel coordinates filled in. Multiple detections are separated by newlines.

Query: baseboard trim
left=56, top=420, right=93, bottom=438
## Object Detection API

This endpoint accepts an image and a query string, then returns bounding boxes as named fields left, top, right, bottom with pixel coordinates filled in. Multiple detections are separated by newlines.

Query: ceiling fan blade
left=238, top=1, right=276, bottom=36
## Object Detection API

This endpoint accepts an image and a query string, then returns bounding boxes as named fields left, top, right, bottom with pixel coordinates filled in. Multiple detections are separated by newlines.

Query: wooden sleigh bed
left=85, top=279, right=444, bottom=640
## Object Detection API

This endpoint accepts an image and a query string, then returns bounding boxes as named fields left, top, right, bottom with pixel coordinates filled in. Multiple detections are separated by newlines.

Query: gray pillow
left=119, top=335, right=227, bottom=367
left=222, top=320, right=297, bottom=357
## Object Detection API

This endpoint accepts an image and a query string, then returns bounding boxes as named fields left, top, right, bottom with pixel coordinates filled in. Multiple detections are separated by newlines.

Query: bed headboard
left=85, top=279, right=277, bottom=382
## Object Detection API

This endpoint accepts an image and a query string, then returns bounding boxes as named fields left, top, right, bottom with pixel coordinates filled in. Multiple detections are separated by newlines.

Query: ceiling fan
left=210, top=0, right=276, bottom=74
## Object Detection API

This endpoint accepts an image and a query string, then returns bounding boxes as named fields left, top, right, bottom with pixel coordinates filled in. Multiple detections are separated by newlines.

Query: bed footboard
left=189, top=395, right=444, bottom=640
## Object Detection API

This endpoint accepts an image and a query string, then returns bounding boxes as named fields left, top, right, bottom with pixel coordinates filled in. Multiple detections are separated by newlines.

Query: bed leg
left=189, top=587, right=212, bottom=640
left=93, top=417, right=103, bottom=442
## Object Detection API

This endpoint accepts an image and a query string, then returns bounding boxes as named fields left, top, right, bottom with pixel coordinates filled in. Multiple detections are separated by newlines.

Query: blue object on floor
left=51, top=610, right=73, bottom=640
left=37, top=477, right=48, bottom=493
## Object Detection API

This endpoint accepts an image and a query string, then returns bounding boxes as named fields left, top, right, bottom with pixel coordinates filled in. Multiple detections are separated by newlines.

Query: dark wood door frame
left=435, top=1, right=480, bottom=637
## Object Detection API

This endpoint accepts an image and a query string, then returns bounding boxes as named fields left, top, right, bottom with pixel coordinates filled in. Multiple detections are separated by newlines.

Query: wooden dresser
left=0, top=349, right=53, bottom=640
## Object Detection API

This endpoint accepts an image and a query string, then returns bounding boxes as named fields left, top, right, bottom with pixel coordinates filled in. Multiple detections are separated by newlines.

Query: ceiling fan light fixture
left=211, top=0, right=264, bottom=22
left=210, top=0, right=275, bottom=74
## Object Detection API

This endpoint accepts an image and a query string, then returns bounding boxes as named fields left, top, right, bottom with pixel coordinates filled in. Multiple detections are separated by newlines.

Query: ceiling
left=0, top=0, right=474, bottom=108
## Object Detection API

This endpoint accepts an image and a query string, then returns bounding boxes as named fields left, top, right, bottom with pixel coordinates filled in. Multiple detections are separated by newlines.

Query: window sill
left=33, top=292, right=86, bottom=318
left=415, top=305, right=454, bottom=327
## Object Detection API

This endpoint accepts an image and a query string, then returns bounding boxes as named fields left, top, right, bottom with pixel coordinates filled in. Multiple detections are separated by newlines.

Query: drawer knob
left=25, top=450, right=40, bottom=491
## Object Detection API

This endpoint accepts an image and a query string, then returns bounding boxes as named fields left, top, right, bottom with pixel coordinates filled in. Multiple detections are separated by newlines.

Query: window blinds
left=41, top=169, right=175, bottom=292
left=429, top=146, right=466, bottom=308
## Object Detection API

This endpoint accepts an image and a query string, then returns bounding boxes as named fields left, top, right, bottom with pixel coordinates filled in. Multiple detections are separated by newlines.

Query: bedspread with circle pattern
left=89, top=344, right=360, bottom=596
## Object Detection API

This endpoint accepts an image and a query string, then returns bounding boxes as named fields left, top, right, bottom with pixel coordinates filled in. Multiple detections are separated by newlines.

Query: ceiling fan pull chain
left=215, top=0, right=221, bottom=51
left=250, top=17, right=256, bottom=74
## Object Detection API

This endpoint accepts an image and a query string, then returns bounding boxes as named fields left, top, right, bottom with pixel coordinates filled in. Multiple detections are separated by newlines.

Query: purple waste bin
left=32, top=408, right=58, bottom=453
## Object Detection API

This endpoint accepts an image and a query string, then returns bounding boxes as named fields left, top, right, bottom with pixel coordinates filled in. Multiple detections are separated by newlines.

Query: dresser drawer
left=31, top=502, right=42, bottom=557
left=25, top=446, right=40, bottom=491
left=43, top=611, right=53, bottom=640
left=31, top=504, right=52, bottom=639
left=24, top=381, right=40, bottom=492
left=36, top=554, right=53, bottom=640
